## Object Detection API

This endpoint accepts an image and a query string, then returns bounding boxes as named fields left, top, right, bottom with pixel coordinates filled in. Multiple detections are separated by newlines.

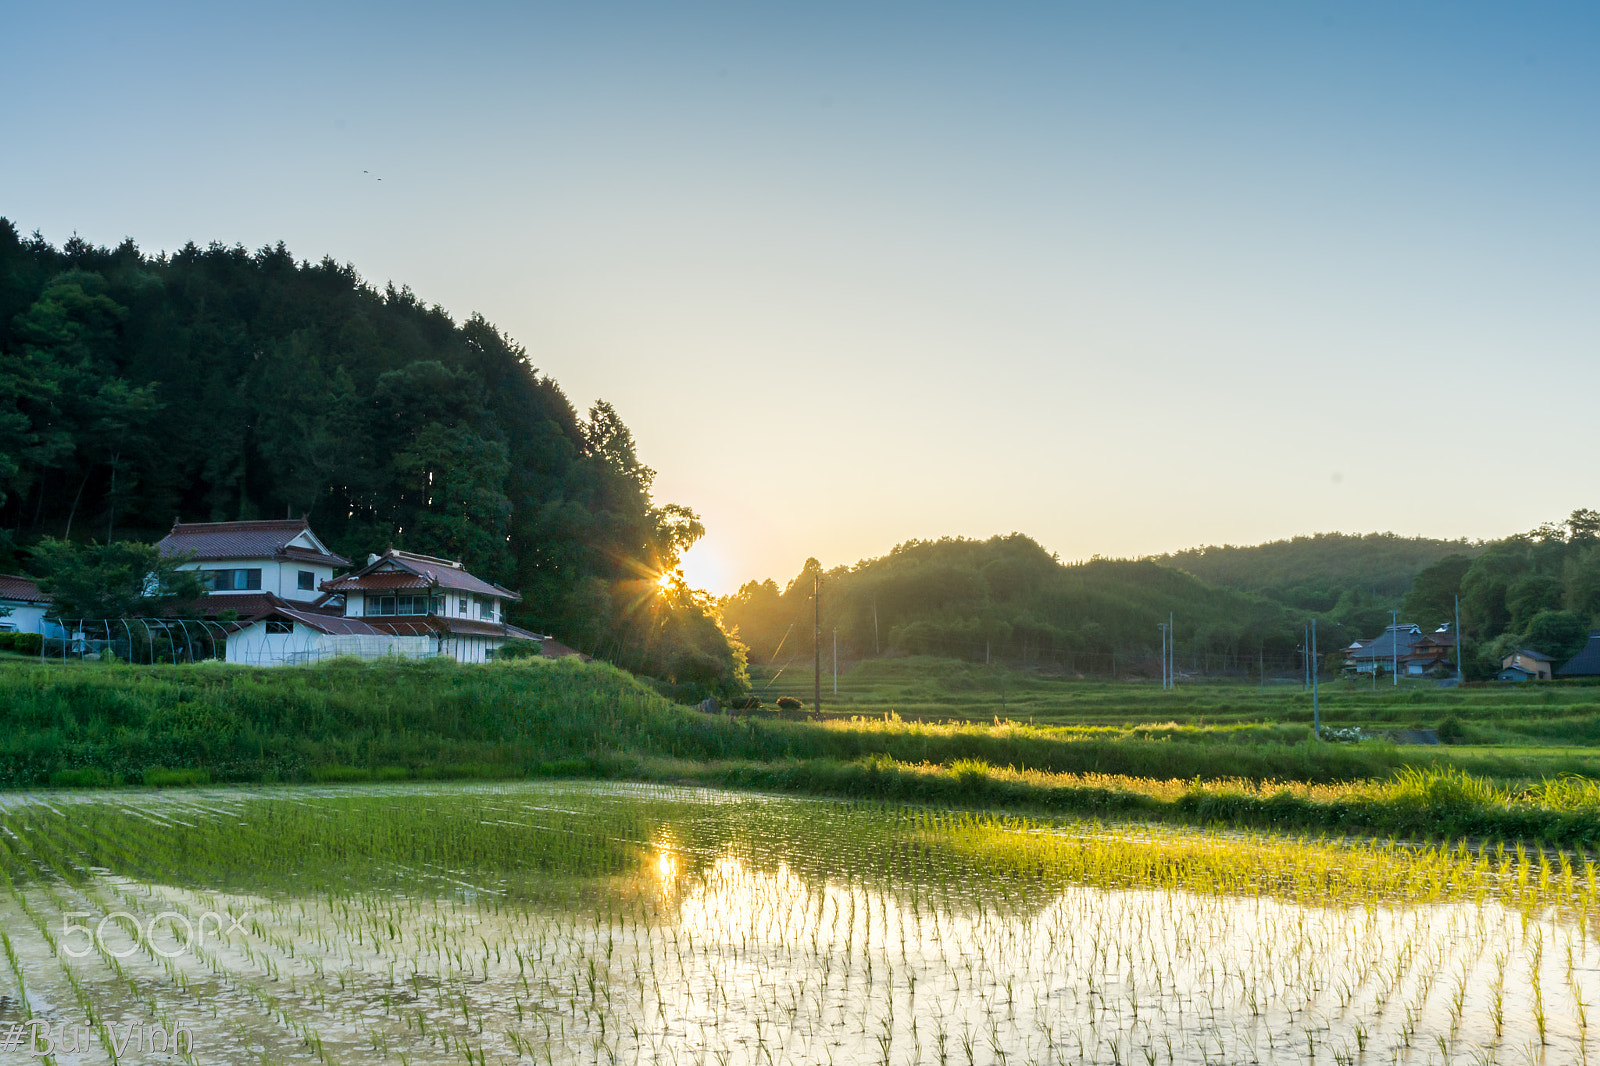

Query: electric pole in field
left=1455, top=595, right=1464, bottom=684
left=833, top=628, right=838, bottom=696
left=813, top=571, right=821, bottom=712
left=1311, top=618, right=1320, bottom=737
left=1158, top=623, right=1169, bottom=690
left=1169, top=612, right=1175, bottom=688
left=1390, top=608, right=1399, bottom=686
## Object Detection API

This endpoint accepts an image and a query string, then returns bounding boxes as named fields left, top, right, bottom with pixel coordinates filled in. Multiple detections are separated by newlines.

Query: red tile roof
left=361, top=616, right=525, bottom=639
left=0, top=574, right=47, bottom=604
left=157, top=519, right=350, bottom=567
left=321, top=549, right=520, bottom=602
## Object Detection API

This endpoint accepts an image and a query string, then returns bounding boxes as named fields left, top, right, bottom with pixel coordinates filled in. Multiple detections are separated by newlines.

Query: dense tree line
left=1159, top=532, right=1480, bottom=615
left=0, top=222, right=745, bottom=694
left=1404, top=509, right=1600, bottom=674
left=722, top=516, right=1600, bottom=684
left=723, top=534, right=1327, bottom=677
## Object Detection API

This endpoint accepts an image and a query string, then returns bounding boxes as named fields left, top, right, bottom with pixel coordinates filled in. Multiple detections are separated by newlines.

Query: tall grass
left=5, top=658, right=1600, bottom=843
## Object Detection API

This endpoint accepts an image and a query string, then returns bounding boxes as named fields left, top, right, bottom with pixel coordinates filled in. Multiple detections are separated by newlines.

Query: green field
left=5, top=655, right=1600, bottom=845
left=1, top=780, right=1596, bottom=1065
left=5, top=657, right=1600, bottom=1062
left=757, top=656, right=1600, bottom=729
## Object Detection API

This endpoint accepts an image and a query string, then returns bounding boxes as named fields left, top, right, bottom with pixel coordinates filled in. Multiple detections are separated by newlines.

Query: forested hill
left=0, top=222, right=743, bottom=693
left=723, top=534, right=1317, bottom=676
left=1155, top=533, right=1481, bottom=612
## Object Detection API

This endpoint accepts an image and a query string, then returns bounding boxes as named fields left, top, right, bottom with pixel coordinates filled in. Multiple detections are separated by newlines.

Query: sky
left=4, top=2, right=1596, bottom=594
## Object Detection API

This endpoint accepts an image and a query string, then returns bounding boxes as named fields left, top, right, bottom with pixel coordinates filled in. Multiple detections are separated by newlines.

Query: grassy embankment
left=5, top=656, right=1600, bottom=844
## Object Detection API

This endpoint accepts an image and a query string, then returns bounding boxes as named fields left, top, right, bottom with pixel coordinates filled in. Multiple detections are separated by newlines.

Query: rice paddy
left=1, top=781, right=1597, bottom=1065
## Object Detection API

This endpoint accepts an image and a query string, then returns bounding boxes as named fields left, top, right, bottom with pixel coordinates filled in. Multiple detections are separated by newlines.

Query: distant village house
left=1558, top=633, right=1600, bottom=679
left=1497, top=649, right=1555, bottom=683
left=1343, top=624, right=1457, bottom=677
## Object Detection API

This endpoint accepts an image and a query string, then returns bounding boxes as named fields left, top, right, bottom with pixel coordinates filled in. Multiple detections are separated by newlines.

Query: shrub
left=142, top=767, right=210, bottom=787
left=776, top=696, right=803, bottom=711
left=493, top=638, right=541, bottom=661
left=0, top=632, right=43, bottom=655
left=49, top=767, right=113, bottom=788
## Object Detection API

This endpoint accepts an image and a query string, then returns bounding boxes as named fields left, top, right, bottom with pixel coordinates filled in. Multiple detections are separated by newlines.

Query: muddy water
left=0, top=781, right=1594, bottom=1065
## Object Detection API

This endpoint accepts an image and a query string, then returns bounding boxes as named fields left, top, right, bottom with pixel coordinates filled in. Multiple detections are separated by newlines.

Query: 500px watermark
left=61, top=908, right=250, bottom=959
left=1, top=1019, right=195, bottom=1057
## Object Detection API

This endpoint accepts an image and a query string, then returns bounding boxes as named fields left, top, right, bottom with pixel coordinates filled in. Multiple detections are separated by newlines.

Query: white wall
left=224, top=622, right=435, bottom=666
left=0, top=602, right=48, bottom=635
left=178, top=559, right=338, bottom=604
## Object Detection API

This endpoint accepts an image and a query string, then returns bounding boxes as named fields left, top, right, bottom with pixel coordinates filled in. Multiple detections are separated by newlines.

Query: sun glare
left=657, top=571, right=674, bottom=590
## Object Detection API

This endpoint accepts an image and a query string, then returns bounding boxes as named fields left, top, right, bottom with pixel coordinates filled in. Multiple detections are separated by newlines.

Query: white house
left=157, top=518, right=350, bottom=603
left=0, top=574, right=49, bottom=635
left=149, top=521, right=541, bottom=665
left=320, top=549, right=536, bottom=664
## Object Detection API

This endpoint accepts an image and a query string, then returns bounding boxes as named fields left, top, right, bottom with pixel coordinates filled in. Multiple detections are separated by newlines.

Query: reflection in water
left=0, top=781, right=1595, bottom=1065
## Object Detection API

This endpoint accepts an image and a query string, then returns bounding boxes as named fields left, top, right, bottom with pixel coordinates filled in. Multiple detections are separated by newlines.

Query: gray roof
left=1558, top=633, right=1600, bottom=678
left=158, top=519, right=350, bottom=567
left=1346, top=625, right=1425, bottom=661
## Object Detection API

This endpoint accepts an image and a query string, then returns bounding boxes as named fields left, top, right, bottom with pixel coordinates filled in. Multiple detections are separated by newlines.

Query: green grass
left=6, top=654, right=1600, bottom=844
left=758, top=655, right=1600, bottom=726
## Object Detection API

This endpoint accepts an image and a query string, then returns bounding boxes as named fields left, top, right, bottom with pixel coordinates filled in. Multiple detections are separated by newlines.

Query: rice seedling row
left=0, top=781, right=1595, bottom=1064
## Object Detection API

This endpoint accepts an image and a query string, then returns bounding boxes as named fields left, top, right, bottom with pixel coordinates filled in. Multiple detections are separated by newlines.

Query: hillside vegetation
left=725, top=534, right=1324, bottom=676
left=726, top=516, right=1600, bottom=682
left=1159, top=531, right=1480, bottom=621
left=0, top=222, right=743, bottom=693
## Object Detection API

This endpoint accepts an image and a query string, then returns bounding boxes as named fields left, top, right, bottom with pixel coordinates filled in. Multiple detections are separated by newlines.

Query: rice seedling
left=0, top=780, right=1595, bottom=1063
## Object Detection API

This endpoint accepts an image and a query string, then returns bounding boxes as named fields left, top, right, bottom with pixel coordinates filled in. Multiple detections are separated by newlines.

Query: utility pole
left=833, top=628, right=838, bottom=696
left=1169, top=612, right=1175, bottom=689
left=873, top=601, right=880, bottom=657
left=1259, top=648, right=1264, bottom=690
left=1454, top=595, right=1463, bottom=684
left=1311, top=618, right=1320, bottom=737
left=1158, top=623, right=1169, bottom=690
left=1303, top=626, right=1309, bottom=691
left=1390, top=608, right=1399, bottom=686
left=813, top=571, right=821, bottom=712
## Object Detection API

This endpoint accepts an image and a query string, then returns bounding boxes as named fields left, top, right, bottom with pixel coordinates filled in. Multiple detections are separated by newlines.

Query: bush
left=0, top=632, right=42, bottom=655
left=728, top=695, right=763, bottom=711
left=143, top=767, right=210, bottom=787
left=493, top=638, right=541, bottom=661
left=49, top=767, right=113, bottom=788
left=776, top=696, right=803, bottom=711
left=1436, top=716, right=1466, bottom=744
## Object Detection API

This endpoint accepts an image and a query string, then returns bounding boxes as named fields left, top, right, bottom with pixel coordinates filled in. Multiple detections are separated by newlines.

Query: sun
left=657, top=571, right=674, bottom=590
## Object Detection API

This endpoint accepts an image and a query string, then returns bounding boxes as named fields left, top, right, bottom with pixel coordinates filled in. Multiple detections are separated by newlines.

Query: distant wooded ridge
left=724, top=516, right=1598, bottom=682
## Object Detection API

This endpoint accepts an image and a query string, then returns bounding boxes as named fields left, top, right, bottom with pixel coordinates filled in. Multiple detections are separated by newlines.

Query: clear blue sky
left=5, top=2, right=1596, bottom=592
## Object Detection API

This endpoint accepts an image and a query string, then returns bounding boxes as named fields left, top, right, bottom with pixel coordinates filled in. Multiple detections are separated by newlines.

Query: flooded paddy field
left=0, top=781, right=1597, bottom=1065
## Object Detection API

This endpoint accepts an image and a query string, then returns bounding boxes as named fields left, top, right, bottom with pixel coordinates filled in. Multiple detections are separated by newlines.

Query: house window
left=207, top=569, right=262, bottom=591
left=369, top=597, right=396, bottom=616
left=265, top=620, right=292, bottom=635
left=298, top=571, right=315, bottom=591
left=458, top=597, right=468, bottom=615
left=396, top=595, right=429, bottom=616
